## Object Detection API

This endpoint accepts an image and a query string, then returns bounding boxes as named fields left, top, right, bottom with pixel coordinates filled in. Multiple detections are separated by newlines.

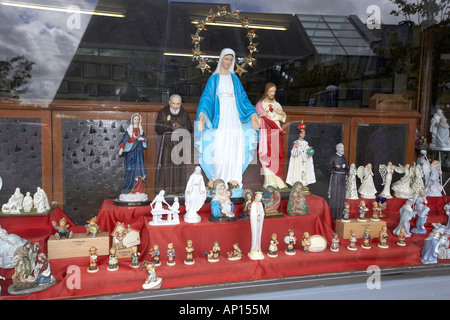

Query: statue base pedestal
left=208, top=215, right=236, bottom=223
left=113, top=198, right=151, bottom=207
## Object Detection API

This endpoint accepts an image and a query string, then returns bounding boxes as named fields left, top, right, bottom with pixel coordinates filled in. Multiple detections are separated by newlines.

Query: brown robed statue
left=155, top=94, right=193, bottom=195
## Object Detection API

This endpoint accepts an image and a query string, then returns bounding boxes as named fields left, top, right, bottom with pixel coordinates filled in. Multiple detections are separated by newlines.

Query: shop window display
left=0, top=0, right=449, bottom=300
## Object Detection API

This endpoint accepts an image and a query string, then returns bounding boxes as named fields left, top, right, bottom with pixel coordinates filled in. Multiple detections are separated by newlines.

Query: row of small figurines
left=345, top=158, right=442, bottom=200
left=1, top=187, right=51, bottom=214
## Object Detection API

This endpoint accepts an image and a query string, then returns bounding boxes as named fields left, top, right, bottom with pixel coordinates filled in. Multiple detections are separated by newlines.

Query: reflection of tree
left=0, top=56, right=35, bottom=99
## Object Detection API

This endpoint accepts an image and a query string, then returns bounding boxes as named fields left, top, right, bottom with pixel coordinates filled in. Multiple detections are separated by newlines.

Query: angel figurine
left=357, top=164, right=377, bottom=199
left=345, top=163, right=359, bottom=200
left=378, top=162, right=394, bottom=199
left=391, top=164, right=414, bottom=199
left=410, top=163, right=425, bottom=195
left=416, top=150, right=431, bottom=186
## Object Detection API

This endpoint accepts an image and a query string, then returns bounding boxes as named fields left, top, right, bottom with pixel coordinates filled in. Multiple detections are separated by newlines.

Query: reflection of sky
left=170, top=0, right=406, bottom=25
left=0, top=1, right=97, bottom=106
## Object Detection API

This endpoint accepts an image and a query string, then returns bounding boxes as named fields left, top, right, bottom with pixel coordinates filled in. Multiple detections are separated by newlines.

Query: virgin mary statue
left=195, top=48, right=259, bottom=196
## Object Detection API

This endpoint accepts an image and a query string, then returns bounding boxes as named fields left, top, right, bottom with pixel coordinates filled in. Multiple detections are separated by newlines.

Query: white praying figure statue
left=248, top=191, right=265, bottom=260
left=184, top=166, right=207, bottom=223
left=33, top=187, right=50, bottom=213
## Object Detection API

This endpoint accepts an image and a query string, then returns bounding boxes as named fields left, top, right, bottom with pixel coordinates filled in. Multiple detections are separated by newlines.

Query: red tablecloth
left=1, top=195, right=449, bottom=300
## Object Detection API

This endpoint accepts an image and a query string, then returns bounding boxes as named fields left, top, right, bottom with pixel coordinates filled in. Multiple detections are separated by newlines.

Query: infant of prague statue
left=194, top=48, right=259, bottom=197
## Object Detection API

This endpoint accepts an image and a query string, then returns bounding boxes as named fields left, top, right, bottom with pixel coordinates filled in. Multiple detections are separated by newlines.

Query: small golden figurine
left=301, top=232, right=311, bottom=253
left=85, top=216, right=100, bottom=237
left=87, top=246, right=99, bottom=273
left=284, top=229, right=297, bottom=255
left=267, top=233, right=279, bottom=258
left=184, top=240, right=195, bottom=265
left=378, top=226, right=389, bottom=248
left=130, top=245, right=140, bottom=268
left=107, top=247, right=119, bottom=271
left=149, top=244, right=161, bottom=266
left=227, top=243, right=243, bottom=261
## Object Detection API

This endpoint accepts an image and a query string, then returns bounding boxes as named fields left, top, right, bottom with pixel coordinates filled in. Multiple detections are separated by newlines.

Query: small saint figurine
left=34, top=253, right=56, bottom=286
left=107, top=247, right=119, bottom=271
left=425, top=160, right=443, bottom=197
left=248, top=191, right=265, bottom=260
left=378, top=226, right=389, bottom=249
left=286, top=181, right=309, bottom=216
left=210, top=180, right=236, bottom=222
left=261, top=185, right=282, bottom=217
left=341, top=202, right=350, bottom=222
left=347, top=230, right=357, bottom=251
left=167, top=243, right=176, bottom=266
left=393, top=198, right=415, bottom=237
left=149, top=244, right=161, bottom=266
left=357, top=164, right=377, bottom=199
left=85, top=216, right=100, bottom=237
left=184, top=240, right=195, bottom=265
left=227, top=243, right=243, bottom=261
left=397, top=227, right=407, bottom=246
left=206, top=241, right=220, bottom=262
left=142, top=263, right=162, bottom=290
left=267, top=233, right=279, bottom=258
left=357, top=200, right=368, bottom=222
left=88, top=246, right=99, bottom=273
left=411, top=190, right=430, bottom=235
left=52, top=217, right=73, bottom=240
left=371, top=201, right=380, bottom=221
left=240, top=189, right=253, bottom=221
left=301, top=232, right=311, bottom=253
left=284, top=229, right=297, bottom=255
left=330, top=233, right=340, bottom=252
left=361, top=228, right=372, bottom=249
left=130, top=246, right=140, bottom=268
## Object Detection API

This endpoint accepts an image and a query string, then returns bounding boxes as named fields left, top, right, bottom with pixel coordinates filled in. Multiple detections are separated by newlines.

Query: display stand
left=47, top=232, right=110, bottom=260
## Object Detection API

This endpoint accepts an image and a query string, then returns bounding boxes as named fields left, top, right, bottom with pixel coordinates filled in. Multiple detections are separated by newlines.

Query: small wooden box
left=335, top=219, right=387, bottom=239
left=47, top=232, right=110, bottom=260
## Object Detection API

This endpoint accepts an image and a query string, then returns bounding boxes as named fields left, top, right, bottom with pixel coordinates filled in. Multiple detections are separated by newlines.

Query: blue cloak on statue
left=194, top=72, right=258, bottom=184
left=119, top=131, right=147, bottom=194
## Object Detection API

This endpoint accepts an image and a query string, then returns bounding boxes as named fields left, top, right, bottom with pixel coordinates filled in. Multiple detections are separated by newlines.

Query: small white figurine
left=430, top=108, right=444, bottom=147
left=392, top=164, right=414, bottom=199
left=22, top=192, right=33, bottom=213
left=248, top=192, right=265, bottom=260
left=393, top=198, right=415, bottom=237
left=411, top=190, right=430, bottom=235
left=149, top=190, right=180, bottom=226
left=0, top=275, right=5, bottom=296
left=436, top=113, right=450, bottom=149
left=184, top=166, right=207, bottom=223
left=444, top=203, right=450, bottom=230
left=0, top=225, right=27, bottom=269
left=416, top=150, right=431, bottom=186
left=142, top=263, right=162, bottom=290
left=33, top=187, right=50, bottom=213
left=357, top=164, right=377, bottom=199
left=2, top=187, right=24, bottom=213
left=425, top=160, right=443, bottom=197
left=410, top=163, right=425, bottom=195
left=378, top=162, right=394, bottom=198
left=345, top=163, right=359, bottom=200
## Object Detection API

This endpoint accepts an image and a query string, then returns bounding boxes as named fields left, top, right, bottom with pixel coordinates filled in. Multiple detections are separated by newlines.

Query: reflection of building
left=53, top=0, right=419, bottom=108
